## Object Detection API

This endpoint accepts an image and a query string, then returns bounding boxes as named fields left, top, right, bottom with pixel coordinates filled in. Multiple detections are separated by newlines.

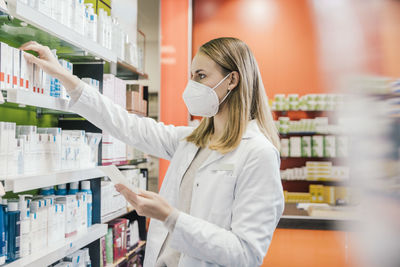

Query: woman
left=20, top=37, right=284, bottom=267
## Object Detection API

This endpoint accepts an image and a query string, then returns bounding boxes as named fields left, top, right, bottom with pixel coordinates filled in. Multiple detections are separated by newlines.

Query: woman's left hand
left=115, top=184, right=173, bottom=221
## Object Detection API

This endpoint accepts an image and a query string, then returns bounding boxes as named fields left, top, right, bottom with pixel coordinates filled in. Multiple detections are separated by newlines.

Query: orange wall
left=261, top=229, right=356, bottom=267
left=159, top=0, right=189, bottom=187
left=192, top=0, right=325, bottom=97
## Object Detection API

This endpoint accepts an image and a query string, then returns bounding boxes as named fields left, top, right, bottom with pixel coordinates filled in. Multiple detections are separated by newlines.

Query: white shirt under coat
left=69, top=81, right=285, bottom=267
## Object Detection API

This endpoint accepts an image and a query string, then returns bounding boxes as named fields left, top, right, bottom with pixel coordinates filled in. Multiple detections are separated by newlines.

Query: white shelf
left=5, top=224, right=107, bottom=267
left=8, top=1, right=116, bottom=62
left=2, top=167, right=105, bottom=193
left=101, top=207, right=129, bottom=223
left=4, top=88, right=71, bottom=112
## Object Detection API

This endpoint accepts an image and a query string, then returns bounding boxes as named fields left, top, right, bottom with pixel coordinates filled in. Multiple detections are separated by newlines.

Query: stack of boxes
left=280, top=161, right=350, bottom=181
left=280, top=135, right=348, bottom=158
left=126, top=84, right=147, bottom=115
left=102, top=74, right=127, bottom=165
left=0, top=42, right=72, bottom=100
left=0, top=122, right=102, bottom=177
left=272, top=93, right=345, bottom=111
left=284, top=185, right=350, bottom=205
left=100, top=218, right=140, bottom=266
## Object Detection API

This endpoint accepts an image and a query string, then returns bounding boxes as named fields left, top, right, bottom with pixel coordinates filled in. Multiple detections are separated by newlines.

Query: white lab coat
left=69, top=81, right=285, bottom=267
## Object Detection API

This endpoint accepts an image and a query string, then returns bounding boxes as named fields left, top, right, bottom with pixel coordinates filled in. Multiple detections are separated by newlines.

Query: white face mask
left=183, top=73, right=232, bottom=117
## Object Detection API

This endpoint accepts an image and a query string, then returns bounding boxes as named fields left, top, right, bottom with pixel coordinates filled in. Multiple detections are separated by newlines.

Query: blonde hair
left=186, top=37, right=280, bottom=153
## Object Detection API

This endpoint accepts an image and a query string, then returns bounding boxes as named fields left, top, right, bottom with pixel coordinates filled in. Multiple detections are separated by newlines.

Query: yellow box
left=323, top=186, right=336, bottom=205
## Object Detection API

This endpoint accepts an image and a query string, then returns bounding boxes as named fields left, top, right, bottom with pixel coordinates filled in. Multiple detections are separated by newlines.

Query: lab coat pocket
left=208, top=170, right=237, bottom=225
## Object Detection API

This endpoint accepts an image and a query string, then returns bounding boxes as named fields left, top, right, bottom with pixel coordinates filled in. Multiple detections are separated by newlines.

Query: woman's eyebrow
left=195, top=69, right=205, bottom=73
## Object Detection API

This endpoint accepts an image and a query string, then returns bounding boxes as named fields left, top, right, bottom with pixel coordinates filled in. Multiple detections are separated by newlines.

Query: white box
left=1, top=43, right=12, bottom=88
left=0, top=42, right=6, bottom=89
left=324, top=135, right=336, bottom=158
left=312, top=135, right=324, bottom=157
left=289, top=137, right=301, bottom=157
left=301, top=136, right=312, bottom=157
left=55, top=195, right=77, bottom=238
left=12, top=47, right=20, bottom=89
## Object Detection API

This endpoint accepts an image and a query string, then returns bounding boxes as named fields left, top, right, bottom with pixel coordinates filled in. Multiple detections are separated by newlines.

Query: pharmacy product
left=109, top=219, right=128, bottom=261
left=76, top=192, right=87, bottom=233
left=312, top=136, right=324, bottom=158
left=56, top=184, right=67, bottom=196
left=301, top=136, right=312, bottom=157
left=105, top=228, right=113, bottom=264
left=80, top=181, right=92, bottom=227
left=6, top=201, right=20, bottom=262
left=324, top=135, right=336, bottom=157
left=12, top=48, right=20, bottom=89
left=55, top=196, right=77, bottom=238
left=289, top=137, right=301, bottom=157
left=0, top=201, right=6, bottom=265
left=68, top=182, right=79, bottom=195
left=19, top=210, right=30, bottom=257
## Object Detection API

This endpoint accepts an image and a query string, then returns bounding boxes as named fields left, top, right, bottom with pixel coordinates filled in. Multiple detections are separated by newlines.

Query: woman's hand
left=19, top=41, right=80, bottom=92
left=115, top=184, right=174, bottom=221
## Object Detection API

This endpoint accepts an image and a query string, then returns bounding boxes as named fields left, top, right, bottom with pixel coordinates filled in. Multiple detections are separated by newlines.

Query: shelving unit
left=117, top=59, right=148, bottom=79
left=5, top=224, right=107, bottom=267
left=0, top=1, right=149, bottom=265
left=2, top=167, right=105, bottom=193
left=274, top=107, right=351, bottom=224
left=4, top=1, right=116, bottom=62
left=3, top=88, right=71, bottom=112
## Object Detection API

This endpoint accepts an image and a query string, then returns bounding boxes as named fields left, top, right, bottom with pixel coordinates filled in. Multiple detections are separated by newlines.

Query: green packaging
left=106, top=227, right=113, bottom=264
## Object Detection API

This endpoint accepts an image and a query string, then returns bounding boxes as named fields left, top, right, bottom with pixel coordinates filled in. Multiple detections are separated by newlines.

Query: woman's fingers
left=19, top=41, right=39, bottom=50
left=138, top=189, right=154, bottom=199
left=23, top=53, right=44, bottom=67
left=20, top=42, right=50, bottom=57
left=115, top=184, right=139, bottom=205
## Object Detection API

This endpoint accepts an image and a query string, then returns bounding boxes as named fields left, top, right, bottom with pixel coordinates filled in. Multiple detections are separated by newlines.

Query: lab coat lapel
left=176, top=142, right=199, bottom=187
left=198, top=149, right=224, bottom=172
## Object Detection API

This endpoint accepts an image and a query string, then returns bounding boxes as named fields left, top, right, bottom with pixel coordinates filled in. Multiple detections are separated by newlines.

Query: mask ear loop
left=219, top=89, right=231, bottom=105
left=212, top=72, right=232, bottom=90
left=213, top=72, right=232, bottom=105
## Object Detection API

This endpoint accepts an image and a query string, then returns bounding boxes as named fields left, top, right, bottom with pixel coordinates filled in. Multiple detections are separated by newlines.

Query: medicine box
left=108, top=218, right=128, bottom=261
left=12, top=47, right=20, bottom=89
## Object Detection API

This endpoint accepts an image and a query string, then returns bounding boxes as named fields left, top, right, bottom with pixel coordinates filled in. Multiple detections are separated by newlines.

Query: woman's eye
left=199, top=74, right=206, bottom=79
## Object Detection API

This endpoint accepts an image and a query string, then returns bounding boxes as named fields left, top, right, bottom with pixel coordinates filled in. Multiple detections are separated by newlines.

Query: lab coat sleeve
left=68, top=81, right=190, bottom=160
left=168, top=145, right=285, bottom=266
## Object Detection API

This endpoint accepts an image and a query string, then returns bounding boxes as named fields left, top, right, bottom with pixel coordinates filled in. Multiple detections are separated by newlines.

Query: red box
left=109, top=218, right=129, bottom=261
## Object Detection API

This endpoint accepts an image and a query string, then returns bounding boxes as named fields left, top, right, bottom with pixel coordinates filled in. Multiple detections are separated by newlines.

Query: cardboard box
left=312, top=135, right=324, bottom=157
left=301, top=136, right=312, bottom=157
left=289, top=137, right=301, bottom=157
left=323, top=186, right=336, bottom=205
left=109, top=218, right=129, bottom=261
left=324, top=135, right=336, bottom=157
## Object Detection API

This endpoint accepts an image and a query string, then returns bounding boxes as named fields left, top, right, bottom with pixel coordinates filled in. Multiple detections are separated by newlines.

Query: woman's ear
left=228, top=71, right=240, bottom=90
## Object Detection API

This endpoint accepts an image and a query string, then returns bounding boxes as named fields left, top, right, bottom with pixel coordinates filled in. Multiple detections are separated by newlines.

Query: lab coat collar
left=242, top=120, right=260, bottom=140
left=198, top=120, right=260, bottom=171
